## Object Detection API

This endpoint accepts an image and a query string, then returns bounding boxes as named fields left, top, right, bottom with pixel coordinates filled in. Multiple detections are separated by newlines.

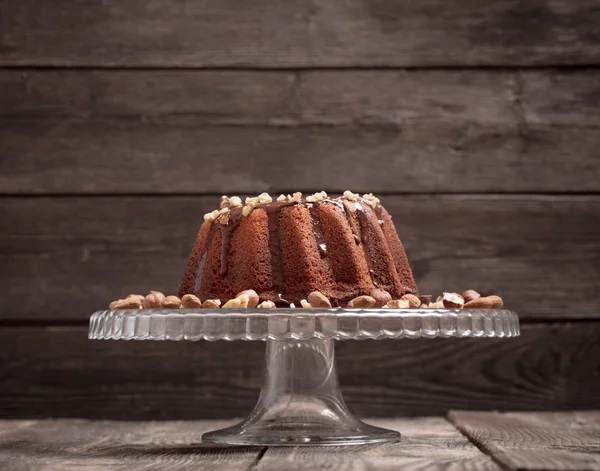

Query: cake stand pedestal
left=89, top=308, right=519, bottom=446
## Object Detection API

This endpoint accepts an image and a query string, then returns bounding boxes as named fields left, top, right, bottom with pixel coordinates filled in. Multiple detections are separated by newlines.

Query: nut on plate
left=126, top=294, right=145, bottom=304
left=143, top=291, right=165, bottom=309
left=181, top=294, right=202, bottom=308
left=384, top=299, right=410, bottom=308
left=257, top=300, right=276, bottom=308
left=442, top=292, right=464, bottom=308
left=347, top=295, right=376, bottom=308
left=463, top=297, right=492, bottom=309
left=486, top=295, right=504, bottom=308
left=401, top=294, right=421, bottom=308
left=162, top=296, right=182, bottom=308
left=202, top=299, right=221, bottom=308
left=418, top=295, right=432, bottom=306
left=428, top=301, right=445, bottom=309
left=223, top=294, right=250, bottom=308
left=300, top=299, right=312, bottom=308
left=308, top=291, right=332, bottom=308
left=370, top=288, right=392, bottom=308
left=235, top=290, right=259, bottom=308
left=462, top=289, right=481, bottom=304
left=115, top=298, right=142, bottom=310
left=463, top=296, right=502, bottom=309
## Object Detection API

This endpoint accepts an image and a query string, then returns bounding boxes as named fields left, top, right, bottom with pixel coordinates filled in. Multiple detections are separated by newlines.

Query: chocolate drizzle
left=194, top=225, right=217, bottom=293
left=275, top=293, right=291, bottom=305
left=266, top=205, right=286, bottom=298
left=308, top=203, right=327, bottom=257
left=219, top=208, right=243, bottom=276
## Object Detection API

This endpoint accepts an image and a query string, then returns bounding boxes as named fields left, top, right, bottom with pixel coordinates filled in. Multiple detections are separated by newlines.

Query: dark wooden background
left=1, top=0, right=599, bottom=419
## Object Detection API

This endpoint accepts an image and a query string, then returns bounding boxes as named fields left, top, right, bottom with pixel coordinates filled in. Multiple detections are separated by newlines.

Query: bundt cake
left=179, top=191, right=417, bottom=307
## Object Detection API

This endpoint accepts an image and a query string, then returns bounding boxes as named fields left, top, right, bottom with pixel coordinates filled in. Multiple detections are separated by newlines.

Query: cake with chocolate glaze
left=178, top=191, right=417, bottom=307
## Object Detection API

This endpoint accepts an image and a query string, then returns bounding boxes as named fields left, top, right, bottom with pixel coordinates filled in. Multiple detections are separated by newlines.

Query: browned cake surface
left=179, top=193, right=417, bottom=306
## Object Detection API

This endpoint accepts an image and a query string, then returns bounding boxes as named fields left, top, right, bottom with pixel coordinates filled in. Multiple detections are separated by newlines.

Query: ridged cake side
left=179, top=193, right=417, bottom=307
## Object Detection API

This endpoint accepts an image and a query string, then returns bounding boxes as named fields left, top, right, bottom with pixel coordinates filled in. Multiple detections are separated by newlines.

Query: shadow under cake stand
left=89, top=308, right=519, bottom=446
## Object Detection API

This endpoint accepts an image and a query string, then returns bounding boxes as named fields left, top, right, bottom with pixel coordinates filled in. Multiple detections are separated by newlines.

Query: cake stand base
left=202, top=338, right=400, bottom=446
left=90, top=308, right=519, bottom=445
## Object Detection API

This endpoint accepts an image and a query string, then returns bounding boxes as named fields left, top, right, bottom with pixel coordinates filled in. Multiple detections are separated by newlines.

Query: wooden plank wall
left=0, top=0, right=599, bottom=418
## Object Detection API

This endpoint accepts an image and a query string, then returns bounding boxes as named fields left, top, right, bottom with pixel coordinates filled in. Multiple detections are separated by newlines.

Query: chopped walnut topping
left=245, top=196, right=259, bottom=206
left=276, top=192, right=303, bottom=204
left=242, top=204, right=255, bottom=217
left=217, top=207, right=231, bottom=224
left=306, top=191, right=328, bottom=203
left=229, top=196, right=242, bottom=207
left=362, top=193, right=380, bottom=208
left=300, top=299, right=312, bottom=308
left=203, top=209, right=220, bottom=222
left=343, top=190, right=360, bottom=201
left=257, top=192, right=272, bottom=204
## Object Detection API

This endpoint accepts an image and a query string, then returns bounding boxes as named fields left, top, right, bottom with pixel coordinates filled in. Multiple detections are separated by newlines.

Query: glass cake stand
left=89, top=308, right=519, bottom=446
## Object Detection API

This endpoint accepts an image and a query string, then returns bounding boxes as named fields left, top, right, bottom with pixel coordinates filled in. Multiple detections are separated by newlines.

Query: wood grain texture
left=0, top=419, right=262, bottom=470
left=0, top=323, right=598, bottom=419
left=1, top=0, right=600, bottom=67
left=4, top=69, right=598, bottom=126
left=1, top=69, right=599, bottom=194
left=0, top=69, right=518, bottom=125
left=1, top=195, right=599, bottom=321
left=0, top=418, right=500, bottom=471
left=449, top=411, right=600, bottom=470
left=256, top=417, right=500, bottom=470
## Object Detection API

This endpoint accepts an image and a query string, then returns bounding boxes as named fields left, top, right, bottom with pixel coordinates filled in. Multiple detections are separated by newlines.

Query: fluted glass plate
left=89, top=309, right=519, bottom=341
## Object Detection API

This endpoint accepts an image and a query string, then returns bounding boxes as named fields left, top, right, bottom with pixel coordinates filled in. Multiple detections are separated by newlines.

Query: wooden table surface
left=0, top=412, right=598, bottom=470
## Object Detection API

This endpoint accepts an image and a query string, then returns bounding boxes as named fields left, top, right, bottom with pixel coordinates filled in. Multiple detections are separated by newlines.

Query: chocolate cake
left=179, top=191, right=417, bottom=307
